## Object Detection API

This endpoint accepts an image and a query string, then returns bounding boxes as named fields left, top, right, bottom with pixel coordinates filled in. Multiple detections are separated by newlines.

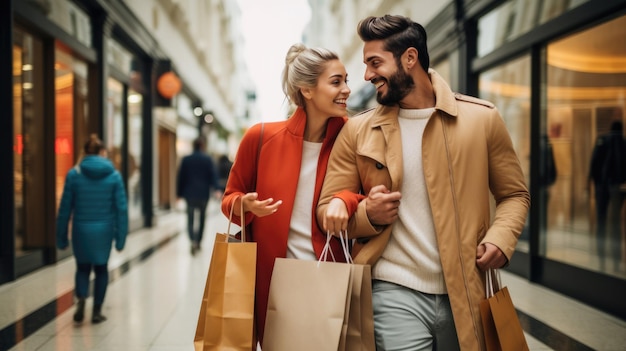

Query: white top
left=372, top=107, right=447, bottom=294
left=286, top=141, right=322, bottom=260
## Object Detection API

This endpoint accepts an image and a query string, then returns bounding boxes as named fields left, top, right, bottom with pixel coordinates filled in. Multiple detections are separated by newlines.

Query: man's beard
left=376, top=65, right=415, bottom=106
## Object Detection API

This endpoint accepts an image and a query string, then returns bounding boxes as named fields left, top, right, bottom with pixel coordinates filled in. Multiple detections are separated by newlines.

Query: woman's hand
left=323, top=197, right=349, bottom=235
left=239, top=192, right=282, bottom=217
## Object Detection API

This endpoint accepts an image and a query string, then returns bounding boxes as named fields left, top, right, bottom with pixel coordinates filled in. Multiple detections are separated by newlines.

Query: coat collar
left=286, top=106, right=308, bottom=136
left=285, top=106, right=346, bottom=141
left=369, top=68, right=459, bottom=128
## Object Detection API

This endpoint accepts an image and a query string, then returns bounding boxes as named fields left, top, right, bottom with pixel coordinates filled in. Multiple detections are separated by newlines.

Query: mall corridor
left=1, top=200, right=625, bottom=351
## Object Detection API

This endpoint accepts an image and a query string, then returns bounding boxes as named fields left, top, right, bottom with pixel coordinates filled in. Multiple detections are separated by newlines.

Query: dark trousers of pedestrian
left=595, top=183, right=624, bottom=271
left=186, top=198, right=209, bottom=252
left=75, top=262, right=108, bottom=304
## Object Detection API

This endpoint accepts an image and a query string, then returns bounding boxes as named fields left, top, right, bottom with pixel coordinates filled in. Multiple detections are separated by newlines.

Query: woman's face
left=303, top=59, right=351, bottom=118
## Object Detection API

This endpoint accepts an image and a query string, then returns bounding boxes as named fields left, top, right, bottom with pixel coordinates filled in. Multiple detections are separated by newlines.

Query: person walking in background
left=177, top=137, right=222, bottom=255
left=217, top=154, right=233, bottom=190
left=56, top=134, right=128, bottom=324
left=317, top=15, right=530, bottom=350
left=589, top=119, right=626, bottom=271
left=221, top=43, right=351, bottom=347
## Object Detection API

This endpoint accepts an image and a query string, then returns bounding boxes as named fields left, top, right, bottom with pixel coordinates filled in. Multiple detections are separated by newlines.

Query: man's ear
left=404, top=47, right=418, bottom=69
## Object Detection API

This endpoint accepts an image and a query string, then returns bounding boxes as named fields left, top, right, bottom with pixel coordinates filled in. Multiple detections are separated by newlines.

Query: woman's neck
left=303, top=112, right=327, bottom=143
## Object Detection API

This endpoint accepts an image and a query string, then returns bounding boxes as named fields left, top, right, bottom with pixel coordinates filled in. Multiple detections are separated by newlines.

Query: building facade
left=305, top=0, right=626, bottom=319
left=0, top=0, right=254, bottom=284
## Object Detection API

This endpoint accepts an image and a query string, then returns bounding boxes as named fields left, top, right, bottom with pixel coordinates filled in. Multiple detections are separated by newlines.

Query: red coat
left=221, top=107, right=348, bottom=345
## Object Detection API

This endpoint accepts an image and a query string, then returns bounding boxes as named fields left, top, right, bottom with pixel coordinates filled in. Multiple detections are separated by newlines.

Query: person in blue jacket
left=177, top=137, right=222, bottom=255
left=56, top=134, right=128, bottom=324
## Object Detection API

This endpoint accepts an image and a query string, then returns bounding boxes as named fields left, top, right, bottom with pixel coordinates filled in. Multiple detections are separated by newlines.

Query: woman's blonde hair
left=281, top=43, right=339, bottom=107
left=84, top=133, right=104, bottom=155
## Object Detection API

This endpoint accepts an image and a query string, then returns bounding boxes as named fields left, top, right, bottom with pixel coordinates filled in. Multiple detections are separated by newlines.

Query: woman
left=221, top=43, right=351, bottom=345
left=56, top=134, right=128, bottom=324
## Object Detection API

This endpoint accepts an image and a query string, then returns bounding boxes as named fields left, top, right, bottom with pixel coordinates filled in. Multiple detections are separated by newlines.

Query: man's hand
left=476, top=243, right=507, bottom=271
left=365, top=185, right=401, bottom=226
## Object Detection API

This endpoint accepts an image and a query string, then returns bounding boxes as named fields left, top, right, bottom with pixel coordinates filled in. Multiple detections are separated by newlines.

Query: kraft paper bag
left=263, top=229, right=376, bottom=351
left=263, top=258, right=352, bottom=351
left=480, top=269, right=529, bottom=351
left=344, top=264, right=375, bottom=351
left=194, top=198, right=257, bottom=351
left=194, top=234, right=229, bottom=351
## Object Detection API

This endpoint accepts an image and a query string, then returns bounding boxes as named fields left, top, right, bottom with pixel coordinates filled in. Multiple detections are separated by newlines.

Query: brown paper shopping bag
left=343, top=263, right=375, bottom=351
left=194, top=198, right=257, bottom=351
left=263, top=232, right=375, bottom=351
left=480, top=269, right=529, bottom=351
left=263, top=258, right=352, bottom=351
left=194, top=233, right=228, bottom=350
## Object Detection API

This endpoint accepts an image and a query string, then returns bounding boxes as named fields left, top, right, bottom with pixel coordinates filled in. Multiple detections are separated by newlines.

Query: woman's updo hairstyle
left=281, top=43, right=339, bottom=107
left=84, top=133, right=104, bottom=155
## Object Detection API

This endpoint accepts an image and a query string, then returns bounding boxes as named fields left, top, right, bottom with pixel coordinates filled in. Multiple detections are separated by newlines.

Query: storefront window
left=479, top=55, right=532, bottom=251
left=13, top=28, right=46, bottom=256
left=54, top=43, right=89, bottom=207
left=106, top=78, right=124, bottom=172
left=478, top=0, right=590, bottom=57
left=544, top=14, right=626, bottom=277
left=431, top=50, right=460, bottom=92
left=128, top=88, right=143, bottom=222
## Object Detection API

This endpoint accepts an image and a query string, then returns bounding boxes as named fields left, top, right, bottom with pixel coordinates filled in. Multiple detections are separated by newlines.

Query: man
left=589, top=120, right=625, bottom=271
left=317, top=15, right=530, bottom=350
left=177, top=137, right=222, bottom=255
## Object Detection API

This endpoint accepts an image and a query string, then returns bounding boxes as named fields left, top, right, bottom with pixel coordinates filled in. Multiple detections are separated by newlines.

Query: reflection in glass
left=545, top=14, right=626, bottom=277
left=479, top=55, right=532, bottom=252
left=478, top=0, right=590, bottom=57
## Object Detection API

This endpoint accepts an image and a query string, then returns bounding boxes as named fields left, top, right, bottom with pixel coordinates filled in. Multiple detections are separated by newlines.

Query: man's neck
left=398, top=71, right=435, bottom=109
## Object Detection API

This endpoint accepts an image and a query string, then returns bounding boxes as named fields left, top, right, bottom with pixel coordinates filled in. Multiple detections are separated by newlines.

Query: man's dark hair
left=192, top=137, right=205, bottom=151
left=357, top=15, right=429, bottom=73
left=610, top=120, right=623, bottom=132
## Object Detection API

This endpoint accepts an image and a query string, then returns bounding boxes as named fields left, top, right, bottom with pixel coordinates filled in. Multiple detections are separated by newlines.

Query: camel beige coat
left=317, top=69, right=530, bottom=351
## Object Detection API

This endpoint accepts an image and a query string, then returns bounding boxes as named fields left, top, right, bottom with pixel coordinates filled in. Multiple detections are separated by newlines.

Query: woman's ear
left=301, top=87, right=312, bottom=100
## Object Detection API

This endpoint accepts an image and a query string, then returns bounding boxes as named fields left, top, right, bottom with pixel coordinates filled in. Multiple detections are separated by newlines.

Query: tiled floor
left=1, top=200, right=625, bottom=351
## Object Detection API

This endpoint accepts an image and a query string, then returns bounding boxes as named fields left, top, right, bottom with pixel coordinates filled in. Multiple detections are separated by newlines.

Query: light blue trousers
left=372, top=280, right=460, bottom=351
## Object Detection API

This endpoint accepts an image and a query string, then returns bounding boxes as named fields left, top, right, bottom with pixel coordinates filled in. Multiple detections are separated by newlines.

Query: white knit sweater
left=372, top=107, right=447, bottom=294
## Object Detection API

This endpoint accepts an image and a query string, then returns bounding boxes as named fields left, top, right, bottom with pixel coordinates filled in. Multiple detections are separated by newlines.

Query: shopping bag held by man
left=479, top=269, right=529, bottom=351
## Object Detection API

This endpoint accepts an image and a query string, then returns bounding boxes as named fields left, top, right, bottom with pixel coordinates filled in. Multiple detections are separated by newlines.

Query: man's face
left=362, top=40, right=414, bottom=106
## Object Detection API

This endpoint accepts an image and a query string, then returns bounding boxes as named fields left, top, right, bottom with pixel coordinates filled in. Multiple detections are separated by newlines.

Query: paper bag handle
left=319, top=230, right=353, bottom=265
left=226, top=195, right=247, bottom=242
left=485, top=268, right=502, bottom=298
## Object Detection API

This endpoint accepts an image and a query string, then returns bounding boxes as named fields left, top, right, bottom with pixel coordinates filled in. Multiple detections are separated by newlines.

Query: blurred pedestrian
left=56, top=134, right=128, bottom=324
left=221, top=43, right=351, bottom=346
left=218, top=154, right=233, bottom=190
left=317, top=15, right=530, bottom=350
left=589, top=119, right=626, bottom=271
left=177, top=137, right=222, bottom=255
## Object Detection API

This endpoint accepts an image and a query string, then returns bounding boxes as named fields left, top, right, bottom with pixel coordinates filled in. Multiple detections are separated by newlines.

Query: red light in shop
left=14, top=134, right=23, bottom=154
left=55, top=137, right=71, bottom=154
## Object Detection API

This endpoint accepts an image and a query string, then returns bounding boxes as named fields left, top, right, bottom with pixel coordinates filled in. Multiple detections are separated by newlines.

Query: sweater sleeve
left=332, top=190, right=366, bottom=217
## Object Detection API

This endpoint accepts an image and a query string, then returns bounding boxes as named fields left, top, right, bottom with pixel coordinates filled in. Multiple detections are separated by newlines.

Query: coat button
left=376, top=162, right=384, bottom=169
